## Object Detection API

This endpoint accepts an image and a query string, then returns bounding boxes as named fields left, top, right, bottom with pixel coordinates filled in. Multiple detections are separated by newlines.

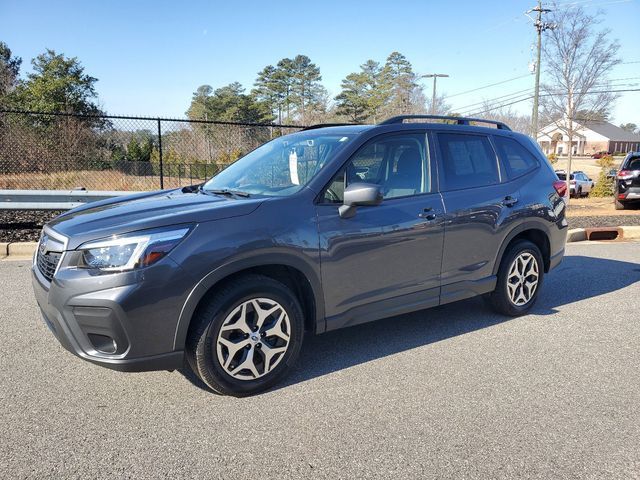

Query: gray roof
left=579, top=120, right=640, bottom=141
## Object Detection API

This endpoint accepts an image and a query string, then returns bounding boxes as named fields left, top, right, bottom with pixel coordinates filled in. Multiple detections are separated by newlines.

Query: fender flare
left=492, top=220, right=552, bottom=275
left=172, top=251, right=325, bottom=351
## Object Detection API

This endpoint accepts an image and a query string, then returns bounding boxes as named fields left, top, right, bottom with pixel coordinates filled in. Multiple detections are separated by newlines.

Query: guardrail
left=0, top=189, right=141, bottom=210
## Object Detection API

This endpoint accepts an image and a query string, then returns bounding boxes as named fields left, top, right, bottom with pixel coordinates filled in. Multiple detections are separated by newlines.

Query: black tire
left=186, top=274, right=304, bottom=396
left=614, top=197, right=626, bottom=210
left=486, top=240, right=544, bottom=316
left=576, top=187, right=582, bottom=198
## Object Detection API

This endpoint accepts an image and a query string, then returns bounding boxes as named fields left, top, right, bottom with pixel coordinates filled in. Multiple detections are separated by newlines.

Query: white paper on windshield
left=289, top=149, right=300, bottom=185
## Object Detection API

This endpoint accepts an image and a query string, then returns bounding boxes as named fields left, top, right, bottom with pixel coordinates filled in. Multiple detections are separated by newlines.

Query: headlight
left=77, top=226, right=191, bottom=272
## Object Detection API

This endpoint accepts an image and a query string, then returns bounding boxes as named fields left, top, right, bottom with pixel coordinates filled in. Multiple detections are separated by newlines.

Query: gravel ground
left=568, top=214, right=640, bottom=229
left=0, top=210, right=62, bottom=242
left=1, top=242, right=639, bottom=478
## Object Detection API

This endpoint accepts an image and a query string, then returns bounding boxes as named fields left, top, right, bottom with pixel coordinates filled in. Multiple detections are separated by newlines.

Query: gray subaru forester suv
left=32, top=115, right=568, bottom=396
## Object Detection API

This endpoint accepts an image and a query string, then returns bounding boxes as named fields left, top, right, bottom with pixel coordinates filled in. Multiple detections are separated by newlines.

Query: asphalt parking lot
left=1, top=242, right=639, bottom=479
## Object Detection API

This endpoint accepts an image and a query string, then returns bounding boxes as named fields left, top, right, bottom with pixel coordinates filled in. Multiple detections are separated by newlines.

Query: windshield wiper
left=207, top=188, right=251, bottom=198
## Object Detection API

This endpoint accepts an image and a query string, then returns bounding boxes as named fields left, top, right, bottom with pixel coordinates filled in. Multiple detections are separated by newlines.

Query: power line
left=454, top=88, right=533, bottom=112
left=456, top=77, right=640, bottom=116
left=465, top=88, right=640, bottom=116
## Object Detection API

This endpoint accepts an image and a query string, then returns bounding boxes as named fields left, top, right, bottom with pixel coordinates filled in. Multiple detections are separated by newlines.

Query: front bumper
left=31, top=254, right=191, bottom=372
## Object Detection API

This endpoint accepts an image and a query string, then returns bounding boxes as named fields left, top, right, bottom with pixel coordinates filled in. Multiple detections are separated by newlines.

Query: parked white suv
left=555, top=170, right=593, bottom=198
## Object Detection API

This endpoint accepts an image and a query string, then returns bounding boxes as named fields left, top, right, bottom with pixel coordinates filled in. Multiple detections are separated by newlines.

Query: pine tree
left=335, top=72, right=369, bottom=122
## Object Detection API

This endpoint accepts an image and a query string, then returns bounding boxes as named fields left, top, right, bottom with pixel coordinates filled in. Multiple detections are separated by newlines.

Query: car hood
left=47, top=188, right=265, bottom=249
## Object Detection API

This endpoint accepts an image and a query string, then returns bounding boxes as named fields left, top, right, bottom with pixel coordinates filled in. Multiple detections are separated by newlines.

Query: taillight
left=617, top=170, right=633, bottom=180
left=553, top=180, right=568, bottom=197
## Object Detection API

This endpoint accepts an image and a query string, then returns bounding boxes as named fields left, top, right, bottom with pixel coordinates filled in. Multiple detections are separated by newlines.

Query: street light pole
left=421, top=74, right=449, bottom=114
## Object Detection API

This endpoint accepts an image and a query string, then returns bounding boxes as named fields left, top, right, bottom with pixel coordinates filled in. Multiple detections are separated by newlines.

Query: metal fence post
left=157, top=118, right=164, bottom=189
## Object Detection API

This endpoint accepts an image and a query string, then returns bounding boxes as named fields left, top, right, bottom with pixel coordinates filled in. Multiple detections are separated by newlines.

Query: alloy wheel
left=506, top=252, right=539, bottom=306
left=215, top=298, right=291, bottom=380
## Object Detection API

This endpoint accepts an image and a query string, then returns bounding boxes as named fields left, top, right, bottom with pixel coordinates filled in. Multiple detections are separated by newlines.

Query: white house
left=537, top=119, right=640, bottom=156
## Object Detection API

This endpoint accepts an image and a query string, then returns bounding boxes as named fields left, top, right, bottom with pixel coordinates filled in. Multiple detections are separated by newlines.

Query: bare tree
left=425, top=92, right=451, bottom=116
left=479, top=100, right=531, bottom=134
left=540, top=2, right=621, bottom=196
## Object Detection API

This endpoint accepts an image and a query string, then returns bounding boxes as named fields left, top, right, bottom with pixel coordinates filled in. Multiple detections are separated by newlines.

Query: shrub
left=547, top=152, right=558, bottom=164
left=590, top=168, right=615, bottom=197
left=596, top=154, right=614, bottom=168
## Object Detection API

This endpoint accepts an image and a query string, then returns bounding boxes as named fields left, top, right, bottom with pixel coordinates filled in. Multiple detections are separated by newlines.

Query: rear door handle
left=418, top=207, right=437, bottom=220
left=502, top=196, right=519, bottom=207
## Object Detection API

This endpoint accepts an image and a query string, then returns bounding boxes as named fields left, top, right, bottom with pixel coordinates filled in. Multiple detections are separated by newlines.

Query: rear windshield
left=556, top=173, right=574, bottom=180
left=624, top=157, right=640, bottom=170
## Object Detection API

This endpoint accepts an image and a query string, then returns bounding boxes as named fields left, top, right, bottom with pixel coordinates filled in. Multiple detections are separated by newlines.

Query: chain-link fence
left=0, top=110, right=304, bottom=191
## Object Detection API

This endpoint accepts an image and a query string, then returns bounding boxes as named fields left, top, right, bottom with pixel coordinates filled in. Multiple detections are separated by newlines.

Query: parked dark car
left=32, top=115, right=568, bottom=396
left=614, top=152, right=640, bottom=209
left=592, top=151, right=610, bottom=159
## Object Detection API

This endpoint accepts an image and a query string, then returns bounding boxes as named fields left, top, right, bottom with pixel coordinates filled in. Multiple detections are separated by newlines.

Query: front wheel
left=486, top=240, right=544, bottom=316
left=186, top=274, right=304, bottom=396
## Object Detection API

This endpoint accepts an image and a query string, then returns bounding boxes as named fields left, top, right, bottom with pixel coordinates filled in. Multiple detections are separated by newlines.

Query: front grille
left=37, top=250, right=62, bottom=282
left=36, top=232, right=64, bottom=282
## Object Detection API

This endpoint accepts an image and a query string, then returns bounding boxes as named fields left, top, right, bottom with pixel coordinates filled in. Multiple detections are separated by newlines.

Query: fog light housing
left=87, top=333, right=117, bottom=354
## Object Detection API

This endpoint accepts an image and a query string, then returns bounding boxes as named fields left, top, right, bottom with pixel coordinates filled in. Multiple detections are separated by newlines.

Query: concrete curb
left=567, top=228, right=587, bottom=242
left=566, top=226, right=640, bottom=242
left=3, top=242, right=37, bottom=259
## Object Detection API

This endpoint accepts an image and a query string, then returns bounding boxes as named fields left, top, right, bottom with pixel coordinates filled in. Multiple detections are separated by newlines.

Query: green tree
left=382, top=51, right=420, bottom=116
left=253, top=65, right=285, bottom=123
left=186, top=85, right=213, bottom=120
left=620, top=122, right=638, bottom=133
left=275, top=58, right=296, bottom=122
left=290, top=55, right=325, bottom=125
left=335, top=72, right=369, bottom=122
left=11, top=49, right=102, bottom=115
left=0, top=41, right=21, bottom=103
left=186, top=82, right=272, bottom=123
left=361, top=60, right=391, bottom=122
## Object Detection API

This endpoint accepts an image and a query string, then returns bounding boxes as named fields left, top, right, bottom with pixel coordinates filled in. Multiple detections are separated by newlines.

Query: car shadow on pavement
left=178, top=255, right=640, bottom=394
left=278, top=254, right=640, bottom=391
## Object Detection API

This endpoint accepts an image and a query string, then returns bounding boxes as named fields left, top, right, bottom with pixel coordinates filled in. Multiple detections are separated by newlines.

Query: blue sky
left=1, top=0, right=638, bottom=124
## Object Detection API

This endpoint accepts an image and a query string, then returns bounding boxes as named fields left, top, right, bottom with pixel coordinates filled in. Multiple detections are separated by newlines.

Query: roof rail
left=301, top=123, right=360, bottom=131
left=379, top=115, right=512, bottom=131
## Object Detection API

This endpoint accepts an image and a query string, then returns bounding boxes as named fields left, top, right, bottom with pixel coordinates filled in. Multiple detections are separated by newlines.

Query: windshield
left=204, top=131, right=354, bottom=196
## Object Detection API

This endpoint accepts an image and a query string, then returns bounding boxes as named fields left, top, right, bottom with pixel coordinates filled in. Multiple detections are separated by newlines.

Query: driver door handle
left=418, top=207, right=437, bottom=220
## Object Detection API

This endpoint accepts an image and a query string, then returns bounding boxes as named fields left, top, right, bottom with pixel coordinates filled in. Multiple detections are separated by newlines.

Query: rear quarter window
left=493, top=136, right=539, bottom=179
left=625, top=156, right=640, bottom=170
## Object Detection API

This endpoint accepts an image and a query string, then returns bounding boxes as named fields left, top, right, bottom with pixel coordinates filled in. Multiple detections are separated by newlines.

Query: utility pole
left=421, top=74, right=449, bottom=114
left=527, top=1, right=555, bottom=138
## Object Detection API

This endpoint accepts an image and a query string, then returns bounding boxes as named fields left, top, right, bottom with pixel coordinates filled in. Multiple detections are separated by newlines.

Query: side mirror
left=338, top=182, right=383, bottom=219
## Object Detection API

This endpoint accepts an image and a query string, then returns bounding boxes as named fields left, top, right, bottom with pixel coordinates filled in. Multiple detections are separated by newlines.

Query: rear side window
left=625, top=156, right=640, bottom=170
left=437, top=133, right=499, bottom=190
left=493, top=136, right=539, bottom=179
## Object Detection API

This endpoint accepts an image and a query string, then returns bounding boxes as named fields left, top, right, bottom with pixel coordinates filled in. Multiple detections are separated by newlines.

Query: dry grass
left=566, top=196, right=640, bottom=217
left=0, top=170, right=204, bottom=191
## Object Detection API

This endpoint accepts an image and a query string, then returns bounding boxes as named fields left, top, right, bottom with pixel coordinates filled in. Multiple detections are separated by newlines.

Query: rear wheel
left=186, top=274, right=304, bottom=396
left=486, top=240, right=544, bottom=316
